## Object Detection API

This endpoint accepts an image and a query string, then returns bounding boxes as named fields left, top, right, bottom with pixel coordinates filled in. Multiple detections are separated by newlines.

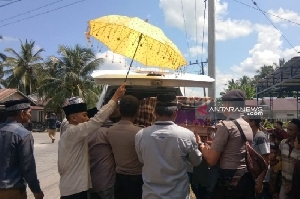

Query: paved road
left=27, top=132, right=61, bottom=199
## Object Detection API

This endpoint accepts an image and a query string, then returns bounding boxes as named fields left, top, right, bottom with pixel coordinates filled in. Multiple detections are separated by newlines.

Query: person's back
left=213, top=117, right=253, bottom=169
left=46, top=113, right=57, bottom=143
left=135, top=93, right=202, bottom=199
left=108, top=121, right=143, bottom=175
left=136, top=122, right=201, bottom=198
left=107, top=95, right=144, bottom=199
left=199, top=90, right=255, bottom=199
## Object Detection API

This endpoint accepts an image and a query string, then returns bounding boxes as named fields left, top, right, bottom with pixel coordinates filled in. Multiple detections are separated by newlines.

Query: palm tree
left=226, top=79, right=240, bottom=90
left=224, top=76, right=256, bottom=99
left=0, top=52, right=7, bottom=88
left=239, top=84, right=256, bottom=100
left=239, top=75, right=253, bottom=85
left=38, top=44, right=104, bottom=110
left=4, top=39, right=44, bottom=95
left=254, top=65, right=275, bottom=82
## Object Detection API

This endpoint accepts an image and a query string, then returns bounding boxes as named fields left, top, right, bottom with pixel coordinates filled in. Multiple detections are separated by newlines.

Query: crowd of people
left=0, top=84, right=300, bottom=199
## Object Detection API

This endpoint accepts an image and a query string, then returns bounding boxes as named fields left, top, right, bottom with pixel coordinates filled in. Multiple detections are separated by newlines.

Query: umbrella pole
left=125, top=34, right=143, bottom=82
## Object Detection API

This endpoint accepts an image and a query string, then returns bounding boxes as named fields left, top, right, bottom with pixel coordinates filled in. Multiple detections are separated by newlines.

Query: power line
left=250, top=0, right=298, bottom=53
left=0, top=0, right=87, bottom=28
left=180, top=0, right=191, bottom=64
left=231, top=0, right=300, bottom=26
left=194, top=0, right=198, bottom=61
left=0, top=0, right=21, bottom=8
left=0, top=0, right=65, bottom=23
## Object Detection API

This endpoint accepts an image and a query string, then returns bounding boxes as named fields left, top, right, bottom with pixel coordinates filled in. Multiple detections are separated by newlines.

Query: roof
left=27, top=94, right=49, bottom=106
left=256, top=56, right=300, bottom=94
left=0, top=89, right=38, bottom=106
left=245, top=98, right=297, bottom=111
left=0, top=89, right=17, bottom=101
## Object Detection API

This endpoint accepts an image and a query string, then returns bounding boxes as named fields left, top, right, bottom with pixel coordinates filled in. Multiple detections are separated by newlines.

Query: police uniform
left=210, top=90, right=255, bottom=199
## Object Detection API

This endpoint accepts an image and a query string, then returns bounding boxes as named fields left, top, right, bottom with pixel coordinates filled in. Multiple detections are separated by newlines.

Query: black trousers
left=211, top=172, right=255, bottom=199
left=114, top=173, right=143, bottom=199
left=60, top=191, right=88, bottom=199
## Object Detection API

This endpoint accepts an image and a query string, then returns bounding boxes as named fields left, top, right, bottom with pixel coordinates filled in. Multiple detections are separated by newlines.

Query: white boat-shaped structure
left=91, top=68, right=215, bottom=88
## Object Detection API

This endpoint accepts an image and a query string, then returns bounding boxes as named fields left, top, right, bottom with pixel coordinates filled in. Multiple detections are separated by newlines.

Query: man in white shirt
left=135, top=94, right=202, bottom=199
left=58, top=84, right=125, bottom=199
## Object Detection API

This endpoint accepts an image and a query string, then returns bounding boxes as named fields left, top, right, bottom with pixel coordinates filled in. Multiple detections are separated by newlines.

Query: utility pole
left=208, top=0, right=216, bottom=99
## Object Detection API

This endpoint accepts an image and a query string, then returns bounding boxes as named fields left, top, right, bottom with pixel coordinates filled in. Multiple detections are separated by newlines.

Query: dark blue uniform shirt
left=0, top=119, right=41, bottom=193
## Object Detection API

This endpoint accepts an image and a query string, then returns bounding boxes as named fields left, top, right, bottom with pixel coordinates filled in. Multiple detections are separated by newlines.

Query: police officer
left=194, top=89, right=255, bottom=199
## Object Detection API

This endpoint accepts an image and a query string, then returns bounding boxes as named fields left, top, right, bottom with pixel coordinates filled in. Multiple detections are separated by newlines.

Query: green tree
left=4, top=40, right=44, bottom=95
left=0, top=52, right=7, bottom=88
left=239, top=83, right=256, bottom=100
left=226, top=79, right=240, bottom=90
left=38, top=44, right=104, bottom=110
left=254, top=65, right=275, bottom=82
left=224, top=76, right=256, bottom=100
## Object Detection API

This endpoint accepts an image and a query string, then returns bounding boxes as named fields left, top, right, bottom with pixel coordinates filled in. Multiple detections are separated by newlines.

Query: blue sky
left=1, top=0, right=300, bottom=97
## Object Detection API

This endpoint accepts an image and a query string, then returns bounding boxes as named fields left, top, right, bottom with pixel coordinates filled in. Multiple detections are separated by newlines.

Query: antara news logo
left=209, top=106, right=264, bottom=116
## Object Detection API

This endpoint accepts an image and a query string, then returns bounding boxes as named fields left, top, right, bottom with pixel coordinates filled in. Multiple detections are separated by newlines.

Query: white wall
left=30, top=110, right=42, bottom=122
left=274, top=110, right=297, bottom=120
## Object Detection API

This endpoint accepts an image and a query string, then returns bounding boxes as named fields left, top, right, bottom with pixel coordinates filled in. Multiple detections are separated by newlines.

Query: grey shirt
left=135, top=121, right=202, bottom=199
left=252, top=131, right=270, bottom=182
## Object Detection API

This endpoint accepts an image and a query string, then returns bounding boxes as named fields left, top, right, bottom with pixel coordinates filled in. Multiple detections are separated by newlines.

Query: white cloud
left=281, top=46, right=300, bottom=60
left=159, top=0, right=253, bottom=42
left=189, top=46, right=206, bottom=57
left=268, top=8, right=300, bottom=25
left=221, top=24, right=300, bottom=83
left=230, top=25, right=282, bottom=77
left=216, top=18, right=252, bottom=41
left=96, top=50, right=130, bottom=70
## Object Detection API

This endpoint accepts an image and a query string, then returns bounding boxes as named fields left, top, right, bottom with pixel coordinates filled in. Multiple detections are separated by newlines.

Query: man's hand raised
left=111, top=83, right=126, bottom=102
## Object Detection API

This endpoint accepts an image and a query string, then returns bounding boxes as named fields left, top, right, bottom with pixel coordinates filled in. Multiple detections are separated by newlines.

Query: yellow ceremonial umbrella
left=86, top=15, right=187, bottom=80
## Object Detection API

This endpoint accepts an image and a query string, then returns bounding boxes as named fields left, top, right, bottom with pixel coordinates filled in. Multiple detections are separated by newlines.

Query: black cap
left=62, top=97, right=87, bottom=116
left=87, top=107, right=98, bottom=118
left=222, top=89, right=246, bottom=101
left=4, top=99, right=31, bottom=112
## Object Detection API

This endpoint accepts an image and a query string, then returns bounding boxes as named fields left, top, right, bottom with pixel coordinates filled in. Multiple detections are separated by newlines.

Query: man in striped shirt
left=279, top=119, right=300, bottom=199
